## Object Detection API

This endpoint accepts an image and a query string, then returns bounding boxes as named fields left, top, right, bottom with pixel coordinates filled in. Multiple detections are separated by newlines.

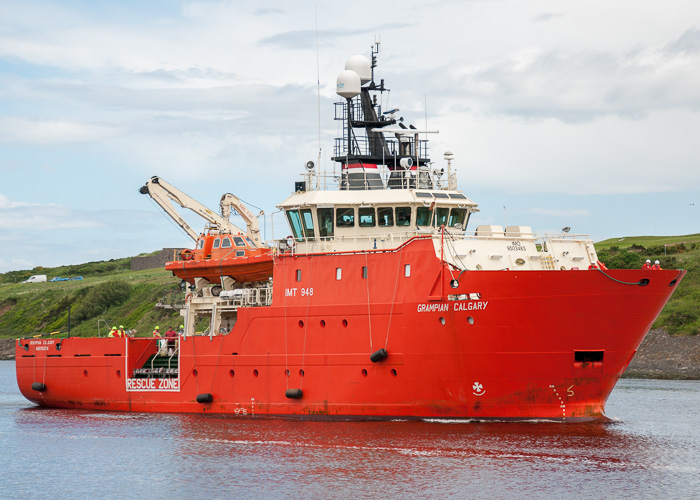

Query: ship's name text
left=417, top=301, right=488, bottom=313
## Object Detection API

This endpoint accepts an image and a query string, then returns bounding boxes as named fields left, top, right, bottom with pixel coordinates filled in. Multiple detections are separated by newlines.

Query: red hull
left=15, top=239, right=684, bottom=420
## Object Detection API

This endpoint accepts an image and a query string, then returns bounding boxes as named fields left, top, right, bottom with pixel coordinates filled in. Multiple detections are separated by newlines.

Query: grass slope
left=0, top=258, right=182, bottom=338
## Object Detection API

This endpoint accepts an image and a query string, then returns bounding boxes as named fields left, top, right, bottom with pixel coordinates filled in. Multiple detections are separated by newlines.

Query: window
left=395, top=206, right=411, bottom=227
left=449, top=193, right=467, bottom=199
left=433, top=192, right=449, bottom=199
left=197, top=239, right=205, bottom=249
left=296, top=269, right=302, bottom=282
left=404, top=264, right=411, bottom=277
left=213, top=238, right=221, bottom=249
left=318, top=208, right=334, bottom=238
left=286, top=210, right=304, bottom=240
left=221, top=237, right=232, bottom=248
left=245, top=237, right=255, bottom=246
left=233, top=236, right=246, bottom=247
left=301, top=209, right=315, bottom=238
left=377, top=207, right=394, bottom=227
left=416, top=192, right=433, bottom=198
left=336, top=208, right=355, bottom=228
left=235, top=250, right=245, bottom=257
left=362, top=266, right=368, bottom=279
left=435, top=207, right=449, bottom=227
left=449, top=208, right=468, bottom=228
left=359, top=207, right=375, bottom=227
left=416, top=207, right=433, bottom=226
left=336, top=268, right=342, bottom=280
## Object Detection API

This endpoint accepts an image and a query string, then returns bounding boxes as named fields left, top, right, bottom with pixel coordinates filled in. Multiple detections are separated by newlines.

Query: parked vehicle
left=21, top=275, right=47, bottom=284
left=49, top=277, right=70, bottom=282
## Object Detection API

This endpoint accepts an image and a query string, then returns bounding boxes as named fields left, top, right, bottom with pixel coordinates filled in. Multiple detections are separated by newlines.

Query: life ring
left=185, top=293, right=193, bottom=303
left=286, top=236, right=296, bottom=250
left=180, top=249, right=194, bottom=261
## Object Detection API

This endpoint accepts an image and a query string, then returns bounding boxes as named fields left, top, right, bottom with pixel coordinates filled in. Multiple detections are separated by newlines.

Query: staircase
left=132, top=354, right=179, bottom=378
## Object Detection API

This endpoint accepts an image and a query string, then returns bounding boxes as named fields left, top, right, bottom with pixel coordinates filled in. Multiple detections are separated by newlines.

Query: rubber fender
left=285, top=388, right=303, bottom=399
left=31, top=382, right=47, bottom=392
left=370, top=348, right=388, bottom=363
left=196, top=393, right=213, bottom=404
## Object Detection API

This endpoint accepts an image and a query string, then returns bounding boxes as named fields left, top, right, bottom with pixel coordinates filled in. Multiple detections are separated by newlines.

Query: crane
left=139, top=176, right=263, bottom=247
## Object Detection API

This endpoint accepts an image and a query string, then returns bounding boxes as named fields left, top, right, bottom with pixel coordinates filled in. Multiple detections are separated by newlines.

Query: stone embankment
left=1, top=329, right=699, bottom=378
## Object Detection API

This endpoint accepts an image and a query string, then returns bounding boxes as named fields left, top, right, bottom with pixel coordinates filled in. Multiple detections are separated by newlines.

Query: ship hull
left=16, top=239, right=684, bottom=420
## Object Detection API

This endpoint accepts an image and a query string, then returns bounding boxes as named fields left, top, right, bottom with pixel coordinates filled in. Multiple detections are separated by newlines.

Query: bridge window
left=435, top=207, right=449, bottom=227
left=245, top=237, right=255, bottom=246
left=377, top=207, right=394, bottom=227
left=416, top=207, right=433, bottom=227
left=213, top=238, right=221, bottom=249
left=221, top=237, right=232, bottom=248
left=301, top=209, right=315, bottom=238
left=233, top=236, right=246, bottom=247
left=359, top=207, right=375, bottom=227
left=318, top=208, right=334, bottom=237
left=395, top=206, right=411, bottom=227
left=286, top=210, right=304, bottom=240
left=336, top=208, right=355, bottom=228
left=197, top=239, right=204, bottom=249
left=449, top=208, right=468, bottom=228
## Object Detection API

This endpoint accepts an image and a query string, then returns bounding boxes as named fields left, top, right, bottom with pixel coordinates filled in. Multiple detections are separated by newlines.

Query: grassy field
left=1, top=234, right=698, bottom=338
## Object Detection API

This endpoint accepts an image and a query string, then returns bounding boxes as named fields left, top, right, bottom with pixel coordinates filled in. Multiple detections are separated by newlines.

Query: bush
left=73, top=281, right=132, bottom=321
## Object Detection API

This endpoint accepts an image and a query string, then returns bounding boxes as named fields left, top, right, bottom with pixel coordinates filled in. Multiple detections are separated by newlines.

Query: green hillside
left=0, top=234, right=697, bottom=339
left=0, top=256, right=183, bottom=338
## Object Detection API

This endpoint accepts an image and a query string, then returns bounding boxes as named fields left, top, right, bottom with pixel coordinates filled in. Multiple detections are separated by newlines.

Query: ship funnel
left=336, top=70, right=361, bottom=99
left=345, top=55, right=372, bottom=84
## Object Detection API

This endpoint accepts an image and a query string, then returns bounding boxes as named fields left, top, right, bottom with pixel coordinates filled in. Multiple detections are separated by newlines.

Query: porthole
left=285, top=369, right=290, bottom=377
left=298, top=320, right=304, bottom=328
left=391, top=369, right=397, bottom=377
left=299, top=369, right=305, bottom=377
left=439, top=317, right=446, bottom=325
left=83, top=370, right=88, bottom=377
left=253, top=369, right=259, bottom=377
left=320, top=320, right=326, bottom=328
left=467, top=316, right=475, bottom=325
left=342, top=319, right=348, bottom=327
left=193, top=369, right=198, bottom=377
left=361, top=369, right=368, bottom=377
left=229, top=369, right=235, bottom=377
left=116, top=370, right=121, bottom=378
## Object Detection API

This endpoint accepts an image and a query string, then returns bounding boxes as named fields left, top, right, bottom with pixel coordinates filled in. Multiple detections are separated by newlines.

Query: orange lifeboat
left=166, top=232, right=273, bottom=285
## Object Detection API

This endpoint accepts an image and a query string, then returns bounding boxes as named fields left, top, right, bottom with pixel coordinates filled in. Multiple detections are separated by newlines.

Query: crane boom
left=139, top=176, right=261, bottom=246
left=219, top=193, right=262, bottom=246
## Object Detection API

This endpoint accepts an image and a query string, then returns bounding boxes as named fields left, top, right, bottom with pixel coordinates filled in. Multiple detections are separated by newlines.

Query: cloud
left=532, top=12, right=564, bottom=23
left=527, top=208, right=591, bottom=217
left=666, top=26, right=700, bottom=55
left=0, top=117, right=118, bottom=144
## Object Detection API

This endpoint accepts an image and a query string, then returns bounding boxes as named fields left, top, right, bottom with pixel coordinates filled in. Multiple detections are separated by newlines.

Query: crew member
left=588, top=262, right=598, bottom=270
left=118, top=325, right=127, bottom=338
left=642, top=259, right=652, bottom=270
left=178, top=324, right=185, bottom=335
left=108, top=326, right=117, bottom=337
left=165, top=326, right=178, bottom=355
left=652, top=260, right=662, bottom=270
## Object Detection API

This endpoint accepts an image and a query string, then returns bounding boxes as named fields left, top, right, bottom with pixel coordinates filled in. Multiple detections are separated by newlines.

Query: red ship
left=15, top=44, right=684, bottom=420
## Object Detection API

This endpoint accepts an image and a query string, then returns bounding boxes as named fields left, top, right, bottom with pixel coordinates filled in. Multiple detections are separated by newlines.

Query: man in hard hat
left=118, top=325, right=126, bottom=338
left=108, top=326, right=117, bottom=337
left=178, top=324, right=185, bottom=336
left=152, top=326, right=165, bottom=355
left=652, top=260, right=662, bottom=270
left=642, top=259, right=652, bottom=270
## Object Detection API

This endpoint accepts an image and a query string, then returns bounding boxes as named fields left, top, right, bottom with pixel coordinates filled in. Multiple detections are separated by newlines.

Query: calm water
left=1, top=360, right=698, bottom=499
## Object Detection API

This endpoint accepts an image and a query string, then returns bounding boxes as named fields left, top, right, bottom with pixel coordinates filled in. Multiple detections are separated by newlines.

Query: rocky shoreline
left=2, top=329, right=699, bottom=379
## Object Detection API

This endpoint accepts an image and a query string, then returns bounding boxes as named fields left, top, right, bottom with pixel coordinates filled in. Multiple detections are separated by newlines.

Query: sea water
left=1, top=360, right=698, bottom=499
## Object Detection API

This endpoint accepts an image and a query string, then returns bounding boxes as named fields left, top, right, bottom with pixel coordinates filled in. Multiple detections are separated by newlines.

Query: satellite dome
left=345, top=55, right=372, bottom=84
left=336, top=70, right=361, bottom=99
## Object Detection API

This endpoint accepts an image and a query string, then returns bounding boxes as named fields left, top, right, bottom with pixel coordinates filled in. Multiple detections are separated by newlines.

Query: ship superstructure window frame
left=300, top=209, right=315, bottom=239
left=296, top=269, right=302, bottom=282
left=435, top=207, right=449, bottom=227
left=449, top=208, right=468, bottom=228
left=336, top=207, right=355, bottom=228
left=197, top=239, right=205, bottom=249
left=404, top=264, right=411, bottom=277
left=377, top=207, right=394, bottom=227
left=336, top=268, right=342, bottom=280
left=416, top=207, right=433, bottom=227
left=286, top=210, right=305, bottom=241
left=395, top=206, right=412, bottom=227
left=233, top=236, right=246, bottom=247
left=221, top=237, right=232, bottom=248
left=317, top=208, right=334, bottom=238
left=213, top=237, right=221, bottom=249
left=416, top=192, right=432, bottom=198
left=359, top=207, right=376, bottom=227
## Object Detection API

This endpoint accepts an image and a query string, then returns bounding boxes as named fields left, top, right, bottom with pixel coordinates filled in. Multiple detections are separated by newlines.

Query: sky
left=1, top=0, right=699, bottom=274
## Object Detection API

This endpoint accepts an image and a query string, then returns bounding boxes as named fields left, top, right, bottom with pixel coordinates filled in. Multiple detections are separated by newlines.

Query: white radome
left=336, top=69, right=361, bottom=99
left=345, top=54, right=372, bottom=84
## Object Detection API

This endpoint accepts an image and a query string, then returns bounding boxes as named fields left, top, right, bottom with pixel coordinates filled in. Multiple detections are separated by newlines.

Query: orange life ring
left=181, top=249, right=194, bottom=261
